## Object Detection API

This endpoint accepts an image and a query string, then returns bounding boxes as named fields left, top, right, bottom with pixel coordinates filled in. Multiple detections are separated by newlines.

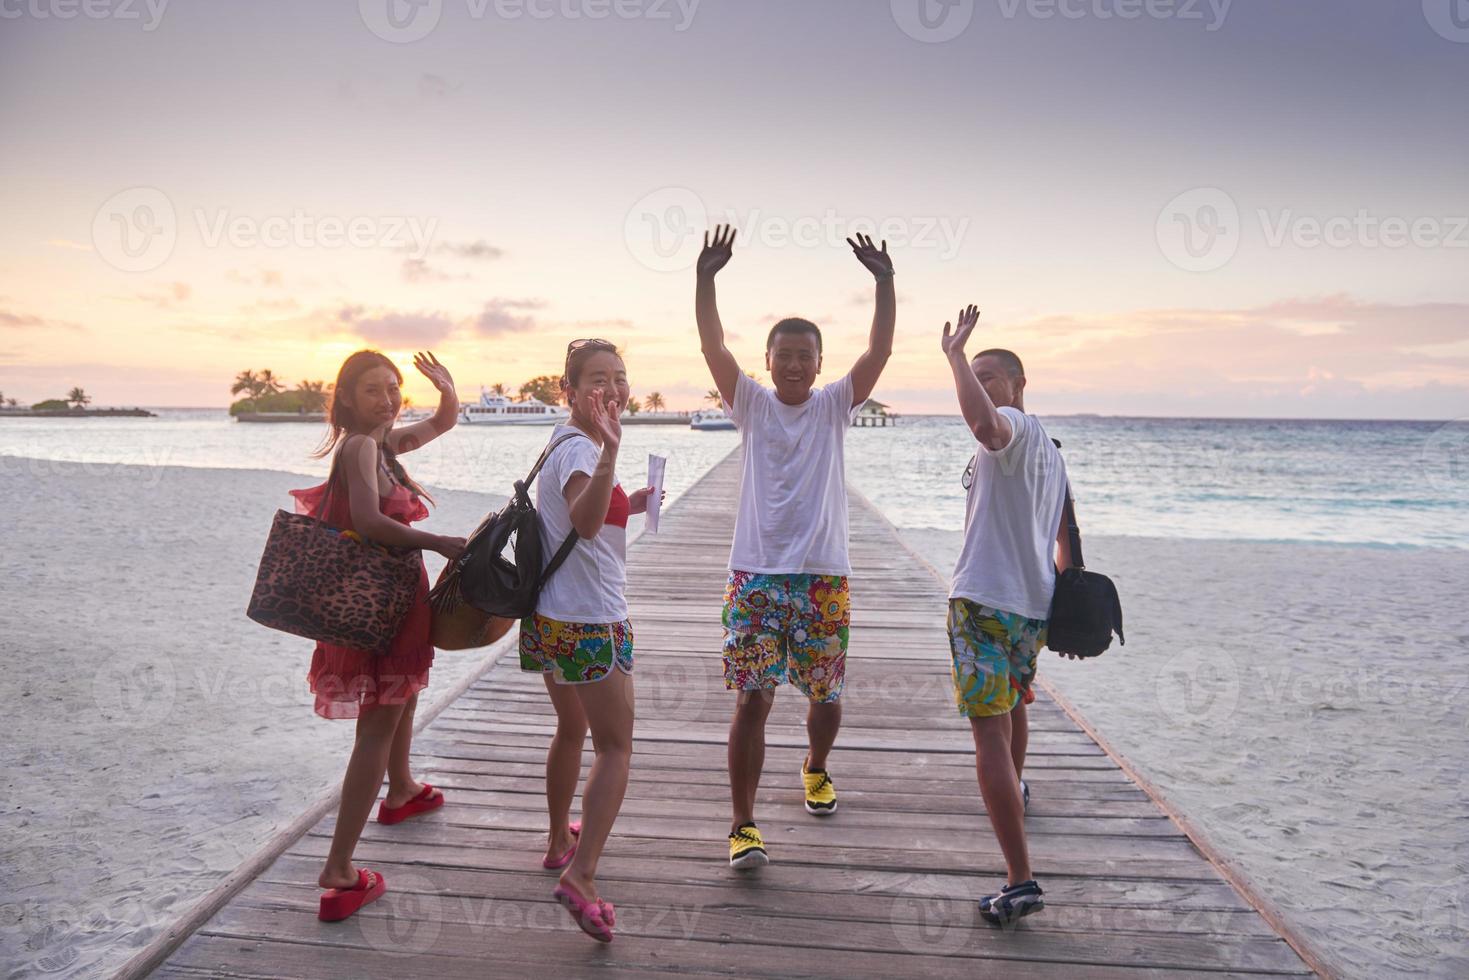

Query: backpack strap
left=525, top=429, right=598, bottom=587
left=1050, top=436, right=1086, bottom=571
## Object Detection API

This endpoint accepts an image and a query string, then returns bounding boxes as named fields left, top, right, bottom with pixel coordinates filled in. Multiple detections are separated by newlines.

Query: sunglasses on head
left=567, top=338, right=617, bottom=355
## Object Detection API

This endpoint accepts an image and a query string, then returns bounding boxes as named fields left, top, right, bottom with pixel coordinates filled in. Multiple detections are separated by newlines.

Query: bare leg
left=971, top=712, right=1032, bottom=885
left=559, top=669, right=634, bottom=901
left=1010, top=699, right=1029, bottom=779
left=320, top=700, right=409, bottom=889
left=543, top=674, right=589, bottom=862
left=804, top=698, right=842, bottom=771
left=384, top=690, right=434, bottom=809
left=728, top=688, right=775, bottom=830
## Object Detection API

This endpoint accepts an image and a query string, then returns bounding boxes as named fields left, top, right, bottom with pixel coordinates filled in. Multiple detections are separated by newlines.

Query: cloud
left=474, top=298, right=543, bottom=336
left=419, top=73, right=460, bottom=100
left=225, top=268, right=284, bottom=288
left=133, top=282, right=192, bottom=309
left=1, top=309, right=82, bottom=331
left=401, top=258, right=468, bottom=283
left=337, top=306, right=457, bottom=347
left=47, top=239, right=92, bottom=252
left=435, top=239, right=504, bottom=261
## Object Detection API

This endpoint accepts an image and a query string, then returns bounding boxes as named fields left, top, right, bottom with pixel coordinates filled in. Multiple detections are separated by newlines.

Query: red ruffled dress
left=289, top=477, right=435, bottom=720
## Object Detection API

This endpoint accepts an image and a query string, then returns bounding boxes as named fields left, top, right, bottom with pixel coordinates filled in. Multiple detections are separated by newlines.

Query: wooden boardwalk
left=153, top=452, right=1317, bottom=979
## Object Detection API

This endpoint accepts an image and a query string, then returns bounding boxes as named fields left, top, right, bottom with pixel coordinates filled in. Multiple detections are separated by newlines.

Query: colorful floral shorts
left=722, top=571, right=849, bottom=703
left=519, top=614, right=634, bottom=685
left=947, top=599, right=1048, bottom=718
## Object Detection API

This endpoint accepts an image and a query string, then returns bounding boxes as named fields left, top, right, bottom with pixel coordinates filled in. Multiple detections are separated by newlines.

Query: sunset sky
left=2, top=0, right=1466, bottom=417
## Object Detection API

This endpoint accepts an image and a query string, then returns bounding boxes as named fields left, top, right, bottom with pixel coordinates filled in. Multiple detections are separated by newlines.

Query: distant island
left=0, top=387, right=156, bottom=418
left=230, top=369, right=329, bottom=423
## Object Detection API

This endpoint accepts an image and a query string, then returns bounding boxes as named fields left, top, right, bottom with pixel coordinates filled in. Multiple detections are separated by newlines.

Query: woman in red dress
left=289, top=349, right=467, bottom=922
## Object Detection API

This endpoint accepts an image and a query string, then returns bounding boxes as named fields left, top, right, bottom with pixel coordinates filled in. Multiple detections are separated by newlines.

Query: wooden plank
left=150, top=448, right=1316, bottom=978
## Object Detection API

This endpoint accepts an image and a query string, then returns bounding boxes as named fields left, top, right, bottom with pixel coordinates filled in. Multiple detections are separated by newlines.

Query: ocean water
left=1, top=410, right=1463, bottom=549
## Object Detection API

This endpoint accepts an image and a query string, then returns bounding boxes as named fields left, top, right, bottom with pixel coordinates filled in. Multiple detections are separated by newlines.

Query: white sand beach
left=0, top=456, right=505, bottom=980
left=3, top=454, right=1466, bottom=979
left=900, top=527, right=1469, bottom=978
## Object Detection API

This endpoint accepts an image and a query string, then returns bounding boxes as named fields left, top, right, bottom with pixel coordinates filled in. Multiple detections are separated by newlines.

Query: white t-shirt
left=950, top=407, right=1069, bottom=621
left=533, top=424, right=630, bottom=623
left=725, top=371, right=862, bottom=576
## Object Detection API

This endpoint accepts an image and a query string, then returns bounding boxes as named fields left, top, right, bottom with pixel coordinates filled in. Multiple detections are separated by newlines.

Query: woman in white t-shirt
left=519, top=338, right=657, bottom=943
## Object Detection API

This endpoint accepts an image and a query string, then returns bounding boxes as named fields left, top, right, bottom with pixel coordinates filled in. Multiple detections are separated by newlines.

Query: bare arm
left=696, top=224, right=742, bottom=407
left=847, top=233, right=896, bottom=407
left=1055, top=509, right=1075, bottom=572
left=388, top=351, right=459, bottom=454
left=939, top=304, right=1013, bottom=452
left=563, top=391, right=621, bottom=539
left=341, top=435, right=464, bottom=558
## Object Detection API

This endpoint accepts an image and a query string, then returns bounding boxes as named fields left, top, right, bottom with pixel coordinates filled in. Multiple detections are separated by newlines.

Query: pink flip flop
left=542, top=821, right=582, bottom=870
left=318, top=868, right=386, bottom=922
left=377, top=784, right=444, bottom=825
left=552, top=879, right=614, bottom=943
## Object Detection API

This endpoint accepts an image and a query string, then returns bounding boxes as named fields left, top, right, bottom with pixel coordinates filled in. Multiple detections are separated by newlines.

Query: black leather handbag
left=1046, top=478, right=1125, bottom=659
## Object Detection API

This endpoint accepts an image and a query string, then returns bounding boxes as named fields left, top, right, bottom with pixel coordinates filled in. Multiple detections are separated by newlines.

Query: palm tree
left=705, top=388, right=723, bottom=406
left=491, top=383, right=507, bottom=396
left=257, top=369, right=285, bottom=396
left=231, top=370, right=261, bottom=398
left=646, top=392, right=665, bottom=412
left=4, top=397, right=16, bottom=408
left=625, top=396, right=642, bottom=415
left=67, top=387, right=91, bottom=409
left=295, top=380, right=328, bottom=413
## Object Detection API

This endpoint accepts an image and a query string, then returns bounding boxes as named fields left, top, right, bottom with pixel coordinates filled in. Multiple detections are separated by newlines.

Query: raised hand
left=697, top=224, right=737, bottom=279
left=940, top=304, right=981, bottom=359
left=413, top=351, right=455, bottom=396
left=847, top=232, right=894, bottom=280
left=588, top=388, right=622, bottom=450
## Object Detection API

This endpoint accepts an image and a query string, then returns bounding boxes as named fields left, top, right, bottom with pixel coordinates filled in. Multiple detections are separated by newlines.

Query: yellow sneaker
left=802, top=762, right=838, bottom=816
left=728, top=822, right=768, bottom=869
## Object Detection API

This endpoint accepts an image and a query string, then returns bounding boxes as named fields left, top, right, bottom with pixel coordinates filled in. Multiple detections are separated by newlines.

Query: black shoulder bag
left=1046, top=447, right=1125, bottom=658
left=429, top=433, right=587, bottom=620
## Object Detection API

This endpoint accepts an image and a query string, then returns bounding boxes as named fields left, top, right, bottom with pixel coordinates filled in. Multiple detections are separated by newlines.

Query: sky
left=1, top=0, right=1466, bottom=417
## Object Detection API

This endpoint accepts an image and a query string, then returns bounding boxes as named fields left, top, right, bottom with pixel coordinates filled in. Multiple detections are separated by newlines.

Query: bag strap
left=1049, top=435, right=1086, bottom=571
left=525, top=429, right=598, bottom=587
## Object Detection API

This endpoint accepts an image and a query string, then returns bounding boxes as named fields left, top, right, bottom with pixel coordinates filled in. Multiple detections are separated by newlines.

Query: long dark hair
left=313, top=349, right=434, bottom=504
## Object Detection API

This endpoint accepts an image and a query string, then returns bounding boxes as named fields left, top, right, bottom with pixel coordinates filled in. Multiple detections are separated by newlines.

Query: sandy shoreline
left=1, top=455, right=506, bottom=980
left=3, top=455, right=1465, bottom=979
left=898, top=527, right=1469, bottom=979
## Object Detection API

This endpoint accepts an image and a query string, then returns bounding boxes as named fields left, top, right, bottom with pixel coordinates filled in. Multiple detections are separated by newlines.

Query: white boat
left=690, top=408, right=737, bottom=431
left=460, top=389, right=570, bottom=425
